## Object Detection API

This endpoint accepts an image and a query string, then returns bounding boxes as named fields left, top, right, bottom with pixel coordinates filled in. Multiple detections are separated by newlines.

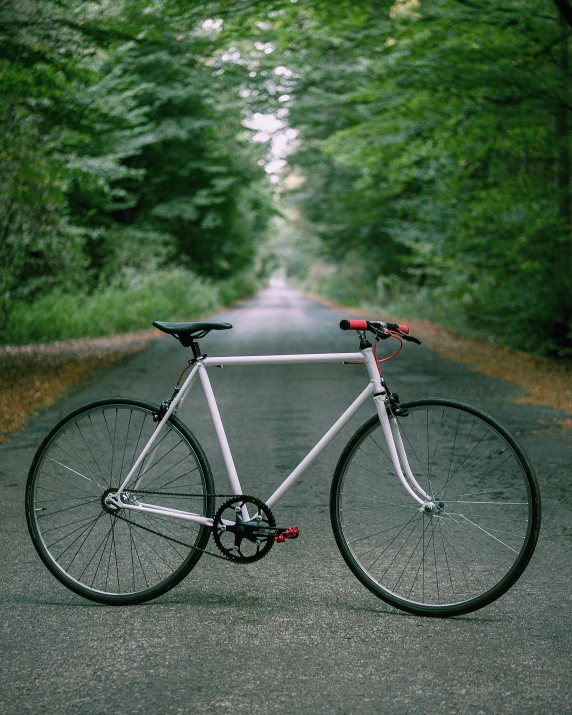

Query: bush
left=3, top=268, right=259, bottom=345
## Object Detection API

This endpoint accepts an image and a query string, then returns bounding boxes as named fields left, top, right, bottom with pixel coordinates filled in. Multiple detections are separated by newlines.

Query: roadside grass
left=3, top=277, right=570, bottom=444
left=300, top=258, right=572, bottom=358
left=2, top=268, right=256, bottom=345
left=0, top=268, right=259, bottom=442
left=0, top=333, right=154, bottom=443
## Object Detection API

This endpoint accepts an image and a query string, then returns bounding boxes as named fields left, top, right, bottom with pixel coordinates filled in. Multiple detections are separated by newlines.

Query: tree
left=230, top=0, right=571, bottom=354
left=0, top=0, right=274, bottom=327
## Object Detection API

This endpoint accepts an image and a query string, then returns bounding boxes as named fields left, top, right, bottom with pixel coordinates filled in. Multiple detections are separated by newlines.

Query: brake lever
left=369, top=325, right=391, bottom=340
left=368, top=320, right=421, bottom=344
left=402, top=334, right=422, bottom=345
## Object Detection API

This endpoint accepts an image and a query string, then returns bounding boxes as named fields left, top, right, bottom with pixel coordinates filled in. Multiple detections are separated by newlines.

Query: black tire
left=330, top=399, right=541, bottom=617
left=26, top=398, right=215, bottom=605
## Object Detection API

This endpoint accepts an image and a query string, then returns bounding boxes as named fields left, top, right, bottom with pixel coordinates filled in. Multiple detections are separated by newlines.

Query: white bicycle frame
left=110, top=343, right=429, bottom=524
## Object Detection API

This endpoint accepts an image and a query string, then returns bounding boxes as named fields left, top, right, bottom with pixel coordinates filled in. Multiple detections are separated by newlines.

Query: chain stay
left=112, top=510, right=234, bottom=561
left=116, top=490, right=298, bottom=562
left=117, top=490, right=282, bottom=562
left=131, top=489, right=236, bottom=498
left=114, top=491, right=244, bottom=562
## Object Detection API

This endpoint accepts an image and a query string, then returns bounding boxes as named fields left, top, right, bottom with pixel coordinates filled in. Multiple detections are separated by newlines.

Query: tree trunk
left=557, top=13, right=571, bottom=228
left=554, top=11, right=572, bottom=351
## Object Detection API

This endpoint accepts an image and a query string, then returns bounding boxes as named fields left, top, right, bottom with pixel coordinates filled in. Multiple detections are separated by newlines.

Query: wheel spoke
left=332, top=400, right=539, bottom=616
left=27, top=401, right=213, bottom=603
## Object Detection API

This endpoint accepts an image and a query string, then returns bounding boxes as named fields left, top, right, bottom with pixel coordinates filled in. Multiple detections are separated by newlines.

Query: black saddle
left=153, top=321, right=232, bottom=347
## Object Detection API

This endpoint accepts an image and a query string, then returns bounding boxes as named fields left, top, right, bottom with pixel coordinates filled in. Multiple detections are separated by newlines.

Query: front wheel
left=330, top=399, right=541, bottom=617
left=26, top=398, right=215, bottom=605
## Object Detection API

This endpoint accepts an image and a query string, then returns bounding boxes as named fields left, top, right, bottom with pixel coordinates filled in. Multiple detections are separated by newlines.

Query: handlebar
left=340, top=319, right=421, bottom=345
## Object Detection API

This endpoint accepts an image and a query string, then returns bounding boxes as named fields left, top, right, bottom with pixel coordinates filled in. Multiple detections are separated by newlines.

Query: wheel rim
left=28, top=403, right=210, bottom=600
left=336, top=402, right=536, bottom=611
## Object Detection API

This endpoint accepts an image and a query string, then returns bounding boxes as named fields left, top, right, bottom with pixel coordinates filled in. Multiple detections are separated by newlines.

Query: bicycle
left=26, top=318, right=541, bottom=617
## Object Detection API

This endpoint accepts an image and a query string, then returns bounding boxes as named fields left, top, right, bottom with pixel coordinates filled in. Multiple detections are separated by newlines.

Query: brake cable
left=373, top=332, right=403, bottom=370
left=345, top=329, right=403, bottom=371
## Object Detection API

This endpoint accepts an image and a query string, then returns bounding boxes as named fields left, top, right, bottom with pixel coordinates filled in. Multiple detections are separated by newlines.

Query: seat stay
left=114, top=362, right=202, bottom=498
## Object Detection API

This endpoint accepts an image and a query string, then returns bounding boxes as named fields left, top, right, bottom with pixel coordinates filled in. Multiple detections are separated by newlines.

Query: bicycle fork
left=361, top=341, right=428, bottom=507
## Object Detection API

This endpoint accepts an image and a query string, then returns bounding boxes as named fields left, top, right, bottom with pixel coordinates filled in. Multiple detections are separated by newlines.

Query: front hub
left=421, top=499, right=445, bottom=515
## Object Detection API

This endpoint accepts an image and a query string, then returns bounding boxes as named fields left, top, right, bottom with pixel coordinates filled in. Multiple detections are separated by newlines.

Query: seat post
left=190, top=341, right=202, bottom=361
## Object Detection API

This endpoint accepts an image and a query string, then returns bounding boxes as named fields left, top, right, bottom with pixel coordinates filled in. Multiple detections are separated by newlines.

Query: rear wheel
left=330, top=399, right=541, bottom=617
left=26, top=398, right=215, bottom=605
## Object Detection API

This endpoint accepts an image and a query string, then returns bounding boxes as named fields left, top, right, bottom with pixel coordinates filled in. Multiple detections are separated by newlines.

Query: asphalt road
left=1, top=286, right=571, bottom=714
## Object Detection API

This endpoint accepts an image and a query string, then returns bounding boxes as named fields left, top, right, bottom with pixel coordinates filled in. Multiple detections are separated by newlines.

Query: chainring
left=212, top=495, right=276, bottom=564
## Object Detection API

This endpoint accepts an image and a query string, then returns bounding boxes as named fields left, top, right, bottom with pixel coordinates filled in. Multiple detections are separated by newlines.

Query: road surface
left=1, top=286, right=571, bottom=714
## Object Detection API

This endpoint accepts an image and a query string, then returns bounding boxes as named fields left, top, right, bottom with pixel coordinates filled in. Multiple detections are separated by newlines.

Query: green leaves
left=255, top=0, right=572, bottom=354
left=3, top=0, right=571, bottom=354
left=0, top=0, right=274, bottom=339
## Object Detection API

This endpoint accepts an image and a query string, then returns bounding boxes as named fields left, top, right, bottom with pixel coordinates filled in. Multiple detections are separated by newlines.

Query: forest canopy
left=0, top=0, right=273, bottom=342
left=1, top=0, right=571, bottom=355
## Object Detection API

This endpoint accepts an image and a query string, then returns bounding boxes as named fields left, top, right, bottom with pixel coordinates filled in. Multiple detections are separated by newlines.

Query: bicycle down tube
left=110, top=345, right=427, bottom=523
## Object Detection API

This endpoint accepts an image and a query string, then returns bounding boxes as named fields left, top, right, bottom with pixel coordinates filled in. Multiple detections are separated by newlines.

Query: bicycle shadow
left=8, top=590, right=505, bottom=623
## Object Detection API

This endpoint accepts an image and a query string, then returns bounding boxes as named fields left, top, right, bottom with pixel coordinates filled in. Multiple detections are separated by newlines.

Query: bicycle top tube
left=197, top=319, right=421, bottom=369
left=203, top=353, right=363, bottom=366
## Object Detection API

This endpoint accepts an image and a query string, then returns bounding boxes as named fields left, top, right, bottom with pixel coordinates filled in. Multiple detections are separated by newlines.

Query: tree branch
left=554, top=0, right=572, bottom=27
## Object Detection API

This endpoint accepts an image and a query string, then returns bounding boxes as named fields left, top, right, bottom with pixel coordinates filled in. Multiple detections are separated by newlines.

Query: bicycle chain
left=115, top=490, right=253, bottom=562
left=130, top=489, right=237, bottom=499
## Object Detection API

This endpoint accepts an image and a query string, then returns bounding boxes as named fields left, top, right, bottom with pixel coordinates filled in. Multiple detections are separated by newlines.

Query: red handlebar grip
left=398, top=324, right=409, bottom=334
left=340, top=319, right=368, bottom=331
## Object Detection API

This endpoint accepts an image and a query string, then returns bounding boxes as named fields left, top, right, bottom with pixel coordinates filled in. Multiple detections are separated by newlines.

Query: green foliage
left=229, top=0, right=567, bottom=357
left=3, top=268, right=242, bottom=345
left=232, top=0, right=572, bottom=355
left=0, top=0, right=273, bottom=342
left=3, top=0, right=571, bottom=357
left=79, top=37, right=274, bottom=279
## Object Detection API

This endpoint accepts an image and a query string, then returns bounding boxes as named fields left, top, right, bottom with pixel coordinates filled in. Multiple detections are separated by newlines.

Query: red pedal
left=275, top=526, right=300, bottom=543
